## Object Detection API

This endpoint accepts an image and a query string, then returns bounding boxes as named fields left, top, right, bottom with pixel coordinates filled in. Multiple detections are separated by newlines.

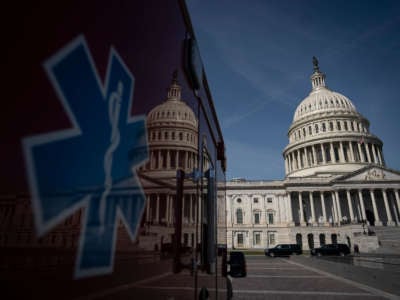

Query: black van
left=311, top=243, right=350, bottom=256
left=265, top=244, right=302, bottom=257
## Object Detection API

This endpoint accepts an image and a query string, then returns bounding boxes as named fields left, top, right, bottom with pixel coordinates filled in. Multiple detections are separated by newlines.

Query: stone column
left=166, top=195, right=170, bottom=224
left=158, top=150, right=162, bottom=169
left=382, top=189, right=394, bottom=225
left=146, top=195, right=151, bottom=222
left=349, top=141, right=355, bottom=162
left=339, top=142, right=345, bottom=163
left=346, top=190, right=354, bottom=222
left=330, top=142, right=335, bottom=163
left=370, top=189, right=382, bottom=225
left=305, top=148, right=310, bottom=167
left=365, top=143, right=372, bottom=163
left=395, top=190, right=400, bottom=222
left=287, top=193, right=294, bottom=225
left=156, top=194, right=160, bottom=224
left=358, top=190, right=367, bottom=221
left=312, top=146, right=317, bottom=166
left=310, top=192, right=316, bottom=224
left=150, top=151, right=155, bottom=169
left=371, top=144, right=378, bottom=164
left=320, top=191, right=327, bottom=223
left=285, top=156, right=289, bottom=174
left=297, top=150, right=301, bottom=169
left=167, top=150, right=171, bottom=169
left=290, top=152, right=295, bottom=170
left=391, top=190, right=400, bottom=225
left=299, top=192, right=305, bottom=225
left=189, top=194, right=193, bottom=223
left=331, top=192, right=337, bottom=224
left=377, top=147, right=383, bottom=165
left=334, top=191, right=342, bottom=225
left=289, top=154, right=293, bottom=171
left=358, top=143, right=365, bottom=163
left=321, top=144, right=326, bottom=164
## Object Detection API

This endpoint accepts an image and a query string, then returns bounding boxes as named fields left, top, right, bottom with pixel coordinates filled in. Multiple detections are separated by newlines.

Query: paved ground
left=231, top=255, right=400, bottom=300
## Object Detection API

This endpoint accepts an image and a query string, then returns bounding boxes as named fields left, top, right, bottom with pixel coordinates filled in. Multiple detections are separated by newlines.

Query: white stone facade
left=226, top=59, right=400, bottom=252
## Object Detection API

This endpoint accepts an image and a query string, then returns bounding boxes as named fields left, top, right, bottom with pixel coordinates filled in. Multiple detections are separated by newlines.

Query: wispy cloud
left=323, top=15, right=400, bottom=59
left=226, top=138, right=284, bottom=180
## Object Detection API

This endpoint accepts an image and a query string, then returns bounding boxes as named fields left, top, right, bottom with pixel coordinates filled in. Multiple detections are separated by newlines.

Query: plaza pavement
left=231, top=254, right=400, bottom=300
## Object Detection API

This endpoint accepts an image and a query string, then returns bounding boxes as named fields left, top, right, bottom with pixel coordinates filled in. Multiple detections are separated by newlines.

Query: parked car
left=311, top=243, right=350, bottom=256
left=228, top=251, right=247, bottom=277
left=265, top=244, right=302, bottom=257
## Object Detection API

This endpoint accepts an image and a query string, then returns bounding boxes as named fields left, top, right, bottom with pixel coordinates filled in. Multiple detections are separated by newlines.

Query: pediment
left=337, top=166, right=400, bottom=182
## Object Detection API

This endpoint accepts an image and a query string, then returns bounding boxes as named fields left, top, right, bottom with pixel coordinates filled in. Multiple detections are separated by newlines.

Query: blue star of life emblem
left=22, top=35, right=149, bottom=278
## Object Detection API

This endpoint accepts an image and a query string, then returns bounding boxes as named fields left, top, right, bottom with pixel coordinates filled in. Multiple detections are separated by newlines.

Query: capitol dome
left=283, top=58, right=385, bottom=177
left=142, top=72, right=198, bottom=175
left=293, top=87, right=357, bottom=123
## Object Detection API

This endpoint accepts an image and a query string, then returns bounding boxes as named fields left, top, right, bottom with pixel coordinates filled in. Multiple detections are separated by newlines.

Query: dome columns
left=285, top=140, right=385, bottom=176
left=143, top=149, right=198, bottom=172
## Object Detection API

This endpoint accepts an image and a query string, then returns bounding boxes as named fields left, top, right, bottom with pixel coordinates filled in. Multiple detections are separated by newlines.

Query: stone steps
left=369, top=226, right=400, bottom=253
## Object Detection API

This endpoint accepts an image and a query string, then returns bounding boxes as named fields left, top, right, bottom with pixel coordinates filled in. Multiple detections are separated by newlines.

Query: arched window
left=309, top=126, right=312, bottom=135
left=319, top=234, right=326, bottom=246
left=331, top=234, right=338, bottom=244
left=296, top=234, right=302, bottom=248
left=307, top=233, right=314, bottom=249
left=322, top=123, right=326, bottom=132
left=236, top=208, right=243, bottom=224
left=315, top=124, right=319, bottom=133
left=329, top=122, right=333, bottom=131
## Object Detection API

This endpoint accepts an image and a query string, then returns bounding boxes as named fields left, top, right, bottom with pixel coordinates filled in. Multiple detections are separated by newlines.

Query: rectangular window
left=267, top=197, right=273, bottom=203
left=236, top=209, right=243, bottom=224
left=268, top=213, right=274, bottom=224
left=237, top=233, right=244, bottom=246
left=254, top=212, right=260, bottom=224
left=253, top=198, right=259, bottom=203
left=268, top=233, right=275, bottom=245
left=254, top=232, right=261, bottom=245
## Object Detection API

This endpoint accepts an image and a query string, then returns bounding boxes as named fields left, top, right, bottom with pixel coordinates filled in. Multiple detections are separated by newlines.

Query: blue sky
left=187, top=0, right=400, bottom=180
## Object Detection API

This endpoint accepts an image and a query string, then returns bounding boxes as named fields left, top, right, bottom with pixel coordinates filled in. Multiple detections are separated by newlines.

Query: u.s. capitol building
left=226, top=58, right=400, bottom=252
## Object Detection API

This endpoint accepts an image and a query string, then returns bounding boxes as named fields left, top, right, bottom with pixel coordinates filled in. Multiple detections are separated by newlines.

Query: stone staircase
left=370, top=226, right=400, bottom=254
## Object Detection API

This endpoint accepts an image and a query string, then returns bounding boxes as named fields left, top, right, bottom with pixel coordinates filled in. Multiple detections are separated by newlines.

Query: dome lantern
left=167, top=70, right=181, bottom=101
left=310, top=56, right=327, bottom=91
